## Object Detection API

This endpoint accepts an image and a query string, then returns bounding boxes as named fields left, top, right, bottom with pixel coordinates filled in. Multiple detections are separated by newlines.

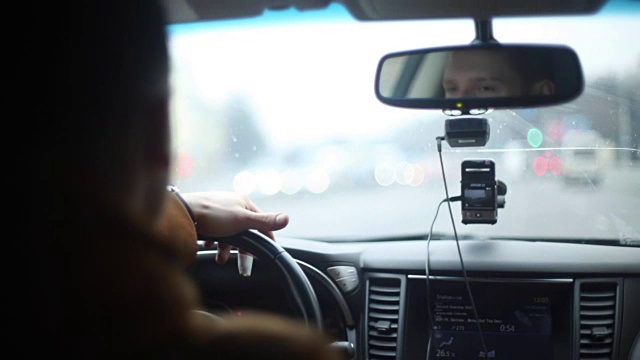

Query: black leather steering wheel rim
left=629, top=330, right=639, bottom=360
left=211, top=229, right=323, bottom=331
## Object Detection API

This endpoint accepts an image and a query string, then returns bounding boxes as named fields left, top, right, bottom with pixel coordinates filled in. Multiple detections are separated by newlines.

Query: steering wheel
left=203, top=229, right=323, bottom=331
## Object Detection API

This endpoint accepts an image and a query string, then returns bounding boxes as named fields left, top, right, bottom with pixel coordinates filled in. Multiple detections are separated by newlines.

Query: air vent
left=367, top=277, right=402, bottom=360
left=578, top=281, right=618, bottom=360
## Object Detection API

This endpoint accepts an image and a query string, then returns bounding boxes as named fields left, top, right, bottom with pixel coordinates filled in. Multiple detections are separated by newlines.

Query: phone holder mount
left=438, top=116, right=507, bottom=225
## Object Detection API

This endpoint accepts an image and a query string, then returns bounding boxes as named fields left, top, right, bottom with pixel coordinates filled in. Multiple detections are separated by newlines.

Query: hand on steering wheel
left=180, top=191, right=289, bottom=266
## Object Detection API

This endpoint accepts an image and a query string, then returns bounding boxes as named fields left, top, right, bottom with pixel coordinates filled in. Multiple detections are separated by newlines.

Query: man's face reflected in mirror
left=442, top=49, right=555, bottom=98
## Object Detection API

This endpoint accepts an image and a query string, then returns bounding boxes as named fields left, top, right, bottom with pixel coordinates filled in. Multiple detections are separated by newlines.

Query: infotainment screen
left=425, top=277, right=572, bottom=360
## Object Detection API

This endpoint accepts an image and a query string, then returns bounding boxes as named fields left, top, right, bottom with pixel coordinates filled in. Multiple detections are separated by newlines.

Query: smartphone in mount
left=461, top=159, right=497, bottom=225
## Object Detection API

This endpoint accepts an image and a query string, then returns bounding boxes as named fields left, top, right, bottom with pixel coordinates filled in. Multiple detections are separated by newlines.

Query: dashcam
left=445, top=117, right=490, bottom=148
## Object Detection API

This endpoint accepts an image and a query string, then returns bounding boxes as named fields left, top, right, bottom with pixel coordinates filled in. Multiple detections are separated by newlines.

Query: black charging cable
left=424, top=136, right=488, bottom=358
left=425, top=196, right=457, bottom=343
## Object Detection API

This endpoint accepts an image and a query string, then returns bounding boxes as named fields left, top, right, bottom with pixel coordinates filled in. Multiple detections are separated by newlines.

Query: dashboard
left=189, top=238, right=640, bottom=360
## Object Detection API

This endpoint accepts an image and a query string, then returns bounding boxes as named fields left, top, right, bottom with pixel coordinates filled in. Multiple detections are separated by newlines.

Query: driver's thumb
left=248, top=212, right=289, bottom=231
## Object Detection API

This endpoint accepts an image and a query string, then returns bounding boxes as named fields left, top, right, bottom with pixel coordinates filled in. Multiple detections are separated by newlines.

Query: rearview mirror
left=375, top=44, right=584, bottom=113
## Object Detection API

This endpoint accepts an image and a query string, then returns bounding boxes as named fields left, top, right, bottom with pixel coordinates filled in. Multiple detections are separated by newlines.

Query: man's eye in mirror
left=440, top=48, right=556, bottom=98
left=375, top=44, right=583, bottom=110
left=444, top=80, right=505, bottom=98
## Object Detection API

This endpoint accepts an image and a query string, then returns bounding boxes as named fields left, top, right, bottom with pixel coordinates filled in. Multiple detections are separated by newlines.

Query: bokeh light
left=375, top=162, right=395, bottom=186
left=233, top=171, right=257, bottom=195
left=281, top=170, right=303, bottom=195
left=548, top=156, right=564, bottom=175
left=533, top=156, right=548, bottom=176
left=258, top=170, right=282, bottom=195
left=306, top=168, right=330, bottom=194
left=395, top=162, right=414, bottom=185
left=527, top=128, right=544, bottom=148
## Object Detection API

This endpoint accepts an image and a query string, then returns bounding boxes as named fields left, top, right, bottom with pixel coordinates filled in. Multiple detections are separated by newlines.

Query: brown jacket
left=30, top=193, right=342, bottom=359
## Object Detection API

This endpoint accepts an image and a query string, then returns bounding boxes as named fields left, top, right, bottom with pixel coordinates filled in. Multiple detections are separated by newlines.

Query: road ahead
left=256, top=166, right=639, bottom=242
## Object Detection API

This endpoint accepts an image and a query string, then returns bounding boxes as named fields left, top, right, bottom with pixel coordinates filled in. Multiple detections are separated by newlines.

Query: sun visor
left=160, top=0, right=331, bottom=24
left=339, top=0, right=608, bottom=20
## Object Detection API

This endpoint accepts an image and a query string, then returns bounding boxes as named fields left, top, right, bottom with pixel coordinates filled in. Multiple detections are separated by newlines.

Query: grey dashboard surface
left=278, top=237, right=640, bottom=274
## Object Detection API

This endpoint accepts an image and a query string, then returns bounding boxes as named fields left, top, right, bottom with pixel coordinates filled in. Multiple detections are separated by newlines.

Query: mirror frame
left=374, top=43, right=585, bottom=113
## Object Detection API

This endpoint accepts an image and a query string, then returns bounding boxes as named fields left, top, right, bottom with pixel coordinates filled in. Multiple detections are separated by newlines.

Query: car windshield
left=167, top=1, right=639, bottom=243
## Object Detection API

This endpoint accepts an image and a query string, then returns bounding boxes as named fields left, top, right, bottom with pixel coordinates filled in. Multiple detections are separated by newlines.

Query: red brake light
left=533, top=156, right=548, bottom=176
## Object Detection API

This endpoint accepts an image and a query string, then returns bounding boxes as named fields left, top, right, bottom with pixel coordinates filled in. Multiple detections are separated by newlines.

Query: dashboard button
left=335, top=275, right=359, bottom=292
left=327, top=265, right=357, bottom=280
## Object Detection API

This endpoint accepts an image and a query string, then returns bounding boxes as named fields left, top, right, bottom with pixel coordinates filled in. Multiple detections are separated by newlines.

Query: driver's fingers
left=248, top=214, right=289, bottom=241
left=216, top=242, right=232, bottom=264
left=259, top=228, right=275, bottom=241
left=243, top=202, right=289, bottom=241
left=214, top=242, right=254, bottom=277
